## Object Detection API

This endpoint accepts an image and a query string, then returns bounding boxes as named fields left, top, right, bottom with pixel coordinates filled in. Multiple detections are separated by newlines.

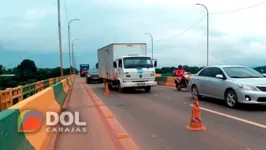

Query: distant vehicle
left=98, top=43, right=157, bottom=93
left=80, top=64, right=89, bottom=77
left=188, top=65, right=266, bottom=108
left=86, top=69, right=103, bottom=83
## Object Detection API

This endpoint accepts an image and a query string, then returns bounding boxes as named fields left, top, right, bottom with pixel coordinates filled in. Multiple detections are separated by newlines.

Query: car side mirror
left=216, top=74, right=224, bottom=79
left=113, top=62, right=117, bottom=68
left=154, top=60, right=157, bottom=67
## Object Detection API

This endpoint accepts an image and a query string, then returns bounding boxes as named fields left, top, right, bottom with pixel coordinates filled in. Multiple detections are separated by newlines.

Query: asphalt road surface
left=86, top=79, right=266, bottom=150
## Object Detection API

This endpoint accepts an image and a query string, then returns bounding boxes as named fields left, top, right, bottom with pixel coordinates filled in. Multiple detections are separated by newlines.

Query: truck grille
left=256, top=86, right=266, bottom=92
left=133, top=81, right=146, bottom=82
left=89, top=75, right=98, bottom=77
left=257, top=97, right=266, bottom=102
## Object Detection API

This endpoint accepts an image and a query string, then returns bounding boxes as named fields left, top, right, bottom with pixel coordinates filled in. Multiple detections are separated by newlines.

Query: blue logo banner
left=137, top=68, right=143, bottom=74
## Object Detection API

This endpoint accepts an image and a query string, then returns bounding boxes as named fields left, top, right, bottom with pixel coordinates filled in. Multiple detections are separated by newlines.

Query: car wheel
left=87, top=79, right=90, bottom=84
left=191, top=85, right=202, bottom=100
left=99, top=79, right=104, bottom=83
left=144, top=86, right=151, bottom=92
left=225, top=90, right=238, bottom=108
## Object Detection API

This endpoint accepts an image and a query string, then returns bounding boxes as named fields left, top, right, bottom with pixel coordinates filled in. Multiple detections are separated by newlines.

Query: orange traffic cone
left=104, top=82, right=110, bottom=95
left=186, top=97, right=206, bottom=131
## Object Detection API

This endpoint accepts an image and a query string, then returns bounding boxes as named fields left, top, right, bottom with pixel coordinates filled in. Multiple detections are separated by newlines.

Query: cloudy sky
left=0, top=0, right=266, bottom=69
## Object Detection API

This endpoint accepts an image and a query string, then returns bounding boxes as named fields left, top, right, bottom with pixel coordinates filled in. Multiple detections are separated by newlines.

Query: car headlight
left=87, top=75, right=91, bottom=77
left=238, top=84, right=259, bottom=91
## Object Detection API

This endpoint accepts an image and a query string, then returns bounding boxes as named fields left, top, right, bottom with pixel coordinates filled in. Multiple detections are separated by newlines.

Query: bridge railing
left=0, top=75, right=70, bottom=112
left=155, top=74, right=195, bottom=87
left=156, top=73, right=195, bottom=77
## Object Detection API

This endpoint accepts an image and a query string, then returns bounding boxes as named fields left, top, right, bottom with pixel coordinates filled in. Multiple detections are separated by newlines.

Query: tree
left=17, top=59, right=38, bottom=81
left=0, top=65, right=3, bottom=74
left=5, top=80, right=18, bottom=88
left=50, top=67, right=61, bottom=77
left=254, top=65, right=266, bottom=73
left=37, top=68, right=50, bottom=80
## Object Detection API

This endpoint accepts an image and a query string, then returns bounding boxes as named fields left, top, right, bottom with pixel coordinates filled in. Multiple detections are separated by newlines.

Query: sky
left=0, top=0, right=266, bottom=69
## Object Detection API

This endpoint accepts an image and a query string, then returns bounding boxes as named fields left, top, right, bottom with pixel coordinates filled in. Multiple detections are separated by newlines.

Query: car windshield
left=223, top=67, right=264, bottom=78
left=123, top=57, right=153, bottom=69
left=88, top=69, right=98, bottom=74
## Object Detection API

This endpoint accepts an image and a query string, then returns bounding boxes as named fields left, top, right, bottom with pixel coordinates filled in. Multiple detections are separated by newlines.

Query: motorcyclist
left=175, top=65, right=186, bottom=88
left=175, top=65, right=185, bottom=79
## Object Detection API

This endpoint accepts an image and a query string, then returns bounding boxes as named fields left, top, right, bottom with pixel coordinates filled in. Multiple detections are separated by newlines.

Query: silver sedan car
left=188, top=65, right=266, bottom=108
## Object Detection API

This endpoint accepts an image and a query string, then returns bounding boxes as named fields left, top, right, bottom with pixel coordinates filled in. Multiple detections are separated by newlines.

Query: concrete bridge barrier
left=0, top=76, right=74, bottom=150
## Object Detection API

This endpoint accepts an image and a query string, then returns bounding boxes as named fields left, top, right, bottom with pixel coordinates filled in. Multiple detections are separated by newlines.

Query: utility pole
left=73, top=50, right=76, bottom=74
left=72, top=39, right=78, bottom=74
left=72, top=41, right=74, bottom=74
left=68, top=24, right=71, bottom=75
left=68, top=19, right=80, bottom=74
left=57, top=0, right=63, bottom=76
left=196, top=3, right=209, bottom=66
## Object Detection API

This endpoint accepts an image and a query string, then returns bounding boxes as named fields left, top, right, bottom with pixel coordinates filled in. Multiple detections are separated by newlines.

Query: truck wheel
left=108, top=83, right=113, bottom=90
left=87, top=80, right=91, bottom=84
left=118, top=82, right=124, bottom=93
left=145, top=86, right=151, bottom=92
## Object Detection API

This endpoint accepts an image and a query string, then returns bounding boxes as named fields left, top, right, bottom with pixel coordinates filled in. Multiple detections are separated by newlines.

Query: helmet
left=178, top=65, right=182, bottom=69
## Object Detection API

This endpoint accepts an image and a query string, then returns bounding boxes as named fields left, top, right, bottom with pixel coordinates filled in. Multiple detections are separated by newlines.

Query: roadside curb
left=81, top=79, right=140, bottom=150
left=47, top=77, right=75, bottom=150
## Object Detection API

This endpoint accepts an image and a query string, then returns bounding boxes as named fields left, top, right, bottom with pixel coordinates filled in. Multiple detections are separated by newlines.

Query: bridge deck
left=55, top=77, right=118, bottom=150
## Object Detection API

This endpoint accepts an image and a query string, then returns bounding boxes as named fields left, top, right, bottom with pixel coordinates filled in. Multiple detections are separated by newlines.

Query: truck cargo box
left=98, top=43, right=147, bottom=80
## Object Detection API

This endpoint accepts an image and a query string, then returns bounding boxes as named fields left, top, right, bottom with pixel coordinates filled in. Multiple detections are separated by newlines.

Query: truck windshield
left=123, top=57, right=153, bottom=69
left=89, top=69, right=98, bottom=74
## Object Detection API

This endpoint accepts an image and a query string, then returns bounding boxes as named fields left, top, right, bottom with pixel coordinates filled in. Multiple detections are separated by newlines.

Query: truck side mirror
left=113, top=62, right=117, bottom=68
left=154, top=61, right=157, bottom=67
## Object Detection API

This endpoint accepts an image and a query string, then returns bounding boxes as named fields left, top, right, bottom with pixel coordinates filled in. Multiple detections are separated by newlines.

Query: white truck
left=97, top=43, right=157, bottom=93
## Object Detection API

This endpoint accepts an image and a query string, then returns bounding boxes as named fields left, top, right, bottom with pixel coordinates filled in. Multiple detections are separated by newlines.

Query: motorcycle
left=174, top=72, right=190, bottom=91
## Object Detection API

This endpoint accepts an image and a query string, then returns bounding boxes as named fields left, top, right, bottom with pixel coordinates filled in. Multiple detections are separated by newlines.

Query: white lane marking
left=189, top=104, right=266, bottom=129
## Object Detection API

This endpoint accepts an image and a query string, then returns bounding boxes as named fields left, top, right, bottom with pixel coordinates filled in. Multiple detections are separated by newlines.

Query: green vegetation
left=156, top=65, right=266, bottom=75
left=155, top=65, right=204, bottom=74
left=0, top=65, right=3, bottom=74
left=0, top=59, right=77, bottom=90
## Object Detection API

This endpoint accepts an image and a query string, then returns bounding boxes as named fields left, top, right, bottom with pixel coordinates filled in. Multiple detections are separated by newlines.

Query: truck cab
left=80, top=64, right=90, bottom=77
left=81, top=68, right=88, bottom=77
left=112, top=55, right=157, bottom=92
